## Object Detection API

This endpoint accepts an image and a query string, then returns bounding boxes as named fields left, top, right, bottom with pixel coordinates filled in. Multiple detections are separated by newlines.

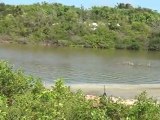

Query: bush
left=126, top=39, right=140, bottom=50
left=0, top=61, right=160, bottom=119
left=0, top=95, right=7, bottom=119
left=0, top=60, right=43, bottom=97
left=129, top=91, right=160, bottom=120
left=148, top=37, right=160, bottom=51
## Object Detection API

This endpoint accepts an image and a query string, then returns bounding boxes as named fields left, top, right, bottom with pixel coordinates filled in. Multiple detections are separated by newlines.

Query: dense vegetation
left=0, top=2, right=160, bottom=50
left=0, top=60, right=160, bottom=119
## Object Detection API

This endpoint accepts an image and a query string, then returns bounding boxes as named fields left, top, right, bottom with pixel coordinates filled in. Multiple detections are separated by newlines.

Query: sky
left=1, top=0, right=160, bottom=12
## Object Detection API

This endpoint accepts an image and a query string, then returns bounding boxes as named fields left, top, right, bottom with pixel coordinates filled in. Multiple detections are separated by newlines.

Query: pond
left=0, top=44, right=160, bottom=98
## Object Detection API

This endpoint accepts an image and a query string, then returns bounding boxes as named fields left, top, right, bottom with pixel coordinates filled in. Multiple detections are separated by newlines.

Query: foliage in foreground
left=0, top=61, right=160, bottom=120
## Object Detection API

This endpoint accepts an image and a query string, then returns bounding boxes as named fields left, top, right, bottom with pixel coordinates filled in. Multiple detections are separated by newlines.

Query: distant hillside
left=0, top=2, right=160, bottom=50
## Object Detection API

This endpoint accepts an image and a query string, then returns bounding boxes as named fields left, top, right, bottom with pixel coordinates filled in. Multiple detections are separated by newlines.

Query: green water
left=0, top=44, right=160, bottom=85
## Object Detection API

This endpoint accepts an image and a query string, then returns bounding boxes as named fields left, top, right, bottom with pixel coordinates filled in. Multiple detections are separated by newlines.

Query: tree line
left=0, top=2, right=160, bottom=50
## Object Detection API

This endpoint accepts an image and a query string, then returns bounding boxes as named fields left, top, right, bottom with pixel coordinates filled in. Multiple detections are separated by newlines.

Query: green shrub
left=126, top=39, right=140, bottom=50
left=0, top=95, right=7, bottom=119
left=0, top=61, right=160, bottom=119
left=129, top=91, right=160, bottom=120
left=148, top=37, right=160, bottom=51
left=0, top=60, right=43, bottom=97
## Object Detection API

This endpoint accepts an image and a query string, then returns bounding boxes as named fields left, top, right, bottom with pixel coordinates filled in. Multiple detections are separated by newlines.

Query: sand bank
left=69, top=84, right=160, bottom=101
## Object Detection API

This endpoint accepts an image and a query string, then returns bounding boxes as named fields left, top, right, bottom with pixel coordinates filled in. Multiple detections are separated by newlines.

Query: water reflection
left=0, top=44, right=160, bottom=85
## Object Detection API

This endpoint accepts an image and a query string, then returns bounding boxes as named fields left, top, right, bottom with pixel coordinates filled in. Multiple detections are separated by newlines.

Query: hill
left=0, top=2, right=160, bottom=50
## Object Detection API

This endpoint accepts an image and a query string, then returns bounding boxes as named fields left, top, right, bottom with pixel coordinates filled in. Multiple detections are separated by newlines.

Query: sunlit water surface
left=0, top=44, right=160, bottom=98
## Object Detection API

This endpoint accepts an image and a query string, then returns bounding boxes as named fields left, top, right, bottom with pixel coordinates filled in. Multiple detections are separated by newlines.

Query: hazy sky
left=1, top=0, right=160, bottom=11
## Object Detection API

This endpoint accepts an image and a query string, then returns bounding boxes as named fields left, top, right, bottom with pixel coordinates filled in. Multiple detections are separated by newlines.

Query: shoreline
left=85, top=94, right=138, bottom=106
left=45, top=83, right=160, bottom=101
left=0, top=40, right=160, bottom=51
left=71, top=84, right=160, bottom=100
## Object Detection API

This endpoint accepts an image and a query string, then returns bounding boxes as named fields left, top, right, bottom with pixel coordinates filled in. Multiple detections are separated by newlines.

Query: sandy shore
left=85, top=94, right=137, bottom=105
left=45, top=83, right=160, bottom=104
left=68, top=84, right=160, bottom=101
